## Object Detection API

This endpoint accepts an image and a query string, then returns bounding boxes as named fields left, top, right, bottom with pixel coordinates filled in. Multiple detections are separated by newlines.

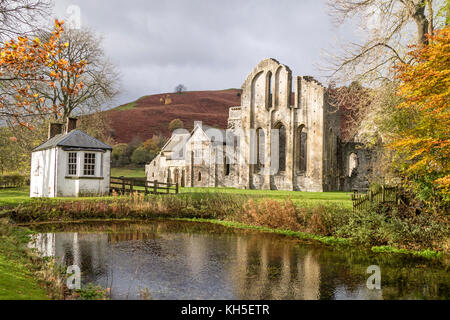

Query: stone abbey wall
left=146, top=58, right=371, bottom=192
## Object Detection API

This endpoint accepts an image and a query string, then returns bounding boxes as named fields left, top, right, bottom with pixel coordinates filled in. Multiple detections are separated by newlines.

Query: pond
left=27, top=220, right=449, bottom=300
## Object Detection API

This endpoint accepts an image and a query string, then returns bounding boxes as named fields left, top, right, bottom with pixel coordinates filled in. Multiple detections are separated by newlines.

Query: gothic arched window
left=267, top=71, right=273, bottom=109
left=348, top=153, right=358, bottom=177
left=224, top=156, right=231, bottom=176
left=255, top=128, right=265, bottom=173
left=274, top=123, right=286, bottom=173
left=296, top=126, right=307, bottom=173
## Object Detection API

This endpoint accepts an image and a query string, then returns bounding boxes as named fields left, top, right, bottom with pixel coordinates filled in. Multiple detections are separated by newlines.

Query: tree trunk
left=425, top=0, right=434, bottom=35
left=412, top=4, right=429, bottom=45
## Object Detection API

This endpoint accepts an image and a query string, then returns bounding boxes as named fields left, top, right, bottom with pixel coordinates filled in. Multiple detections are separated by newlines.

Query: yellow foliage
left=391, top=26, right=450, bottom=196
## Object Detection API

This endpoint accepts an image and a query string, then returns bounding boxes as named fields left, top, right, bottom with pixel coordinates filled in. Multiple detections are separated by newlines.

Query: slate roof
left=33, top=130, right=112, bottom=152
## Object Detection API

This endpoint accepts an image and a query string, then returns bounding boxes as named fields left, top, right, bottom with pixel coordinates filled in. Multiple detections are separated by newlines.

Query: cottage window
left=198, top=172, right=202, bottom=181
left=83, top=153, right=96, bottom=176
left=68, top=152, right=77, bottom=176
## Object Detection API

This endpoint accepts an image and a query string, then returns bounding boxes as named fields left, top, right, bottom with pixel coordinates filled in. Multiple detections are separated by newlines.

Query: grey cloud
left=53, top=0, right=345, bottom=106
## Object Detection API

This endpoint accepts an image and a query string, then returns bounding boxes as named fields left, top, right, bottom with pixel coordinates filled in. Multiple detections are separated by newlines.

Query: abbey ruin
left=146, top=59, right=371, bottom=192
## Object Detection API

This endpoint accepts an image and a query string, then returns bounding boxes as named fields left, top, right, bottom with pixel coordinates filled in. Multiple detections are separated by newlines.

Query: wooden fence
left=352, top=186, right=398, bottom=212
left=110, top=177, right=178, bottom=195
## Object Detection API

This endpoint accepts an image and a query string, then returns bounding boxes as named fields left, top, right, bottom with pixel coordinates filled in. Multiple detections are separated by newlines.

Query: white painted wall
left=30, top=148, right=57, bottom=198
left=30, top=147, right=111, bottom=198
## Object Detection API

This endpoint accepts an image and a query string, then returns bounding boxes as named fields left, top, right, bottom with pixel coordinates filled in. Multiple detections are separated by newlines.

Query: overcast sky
left=52, top=0, right=356, bottom=108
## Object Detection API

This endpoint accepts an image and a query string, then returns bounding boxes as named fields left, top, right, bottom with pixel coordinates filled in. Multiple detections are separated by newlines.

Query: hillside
left=105, top=89, right=242, bottom=143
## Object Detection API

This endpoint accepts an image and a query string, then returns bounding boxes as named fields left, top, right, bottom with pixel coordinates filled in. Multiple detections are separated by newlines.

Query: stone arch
left=273, top=122, right=286, bottom=173
left=274, top=66, right=282, bottom=107
left=296, top=125, right=307, bottom=174
left=250, top=71, right=264, bottom=128
left=348, top=153, right=358, bottom=177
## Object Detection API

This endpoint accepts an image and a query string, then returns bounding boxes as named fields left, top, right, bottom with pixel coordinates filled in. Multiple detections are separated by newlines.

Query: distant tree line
left=111, top=119, right=184, bottom=167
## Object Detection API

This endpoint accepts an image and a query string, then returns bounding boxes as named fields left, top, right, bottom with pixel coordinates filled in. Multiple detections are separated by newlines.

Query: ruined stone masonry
left=146, top=58, right=370, bottom=192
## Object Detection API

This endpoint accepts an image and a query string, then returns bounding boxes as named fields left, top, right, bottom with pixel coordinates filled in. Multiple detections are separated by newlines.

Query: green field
left=111, top=167, right=146, bottom=178
left=0, top=187, right=32, bottom=208
left=0, top=185, right=352, bottom=209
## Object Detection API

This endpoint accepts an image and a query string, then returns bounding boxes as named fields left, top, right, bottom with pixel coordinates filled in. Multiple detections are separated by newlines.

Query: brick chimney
left=66, top=117, right=78, bottom=133
left=48, top=123, right=63, bottom=139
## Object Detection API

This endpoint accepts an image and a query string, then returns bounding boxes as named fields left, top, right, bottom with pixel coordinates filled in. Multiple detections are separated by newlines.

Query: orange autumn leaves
left=0, top=20, right=87, bottom=127
left=392, top=26, right=450, bottom=196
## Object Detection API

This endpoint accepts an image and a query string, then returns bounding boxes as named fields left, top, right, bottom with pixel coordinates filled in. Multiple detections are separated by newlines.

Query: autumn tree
left=0, top=20, right=86, bottom=128
left=143, top=134, right=167, bottom=161
left=327, top=81, right=373, bottom=141
left=389, top=26, right=449, bottom=207
left=32, top=27, right=120, bottom=119
left=1, top=26, right=119, bottom=124
left=168, top=119, right=184, bottom=132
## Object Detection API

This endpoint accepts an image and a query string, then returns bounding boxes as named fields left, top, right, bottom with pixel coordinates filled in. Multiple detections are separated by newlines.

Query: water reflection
left=28, top=221, right=449, bottom=300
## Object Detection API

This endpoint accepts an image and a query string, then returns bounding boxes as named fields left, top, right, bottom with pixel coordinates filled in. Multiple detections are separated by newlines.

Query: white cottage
left=30, top=118, right=112, bottom=198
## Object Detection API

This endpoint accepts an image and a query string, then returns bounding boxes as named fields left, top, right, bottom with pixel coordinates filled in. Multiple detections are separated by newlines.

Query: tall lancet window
left=255, top=128, right=265, bottom=173
left=296, top=126, right=307, bottom=173
left=267, top=72, right=273, bottom=109
left=274, top=123, right=286, bottom=173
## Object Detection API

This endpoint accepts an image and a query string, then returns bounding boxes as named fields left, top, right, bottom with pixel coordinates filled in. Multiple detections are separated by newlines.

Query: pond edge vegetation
left=2, top=191, right=447, bottom=261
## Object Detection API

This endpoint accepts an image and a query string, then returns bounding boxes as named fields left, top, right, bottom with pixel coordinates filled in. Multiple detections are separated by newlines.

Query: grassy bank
left=0, top=219, right=65, bottom=299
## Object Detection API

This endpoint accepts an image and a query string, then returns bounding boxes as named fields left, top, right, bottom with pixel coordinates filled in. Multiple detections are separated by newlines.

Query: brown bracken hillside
left=104, top=89, right=242, bottom=143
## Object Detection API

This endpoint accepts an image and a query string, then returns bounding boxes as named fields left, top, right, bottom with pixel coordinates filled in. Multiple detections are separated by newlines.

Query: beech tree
left=390, top=26, right=449, bottom=206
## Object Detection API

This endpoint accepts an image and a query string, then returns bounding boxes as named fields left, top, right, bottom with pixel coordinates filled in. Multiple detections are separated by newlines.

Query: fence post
left=121, top=177, right=125, bottom=194
left=154, top=180, right=158, bottom=194
left=130, top=179, right=134, bottom=193
left=381, top=185, right=385, bottom=203
left=145, top=181, right=148, bottom=195
left=167, top=182, right=170, bottom=194
left=176, top=182, right=179, bottom=194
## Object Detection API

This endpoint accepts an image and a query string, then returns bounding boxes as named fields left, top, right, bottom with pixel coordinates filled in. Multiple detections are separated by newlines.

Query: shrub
left=111, top=144, right=130, bottom=166
left=0, top=174, right=28, bottom=188
left=131, top=147, right=151, bottom=165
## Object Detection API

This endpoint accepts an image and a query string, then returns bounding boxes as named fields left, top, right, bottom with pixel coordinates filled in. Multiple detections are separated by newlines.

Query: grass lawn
left=0, top=185, right=352, bottom=209
left=111, top=167, right=146, bottom=178
left=0, top=187, right=32, bottom=208
left=181, top=187, right=353, bottom=208
left=0, top=220, right=49, bottom=300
